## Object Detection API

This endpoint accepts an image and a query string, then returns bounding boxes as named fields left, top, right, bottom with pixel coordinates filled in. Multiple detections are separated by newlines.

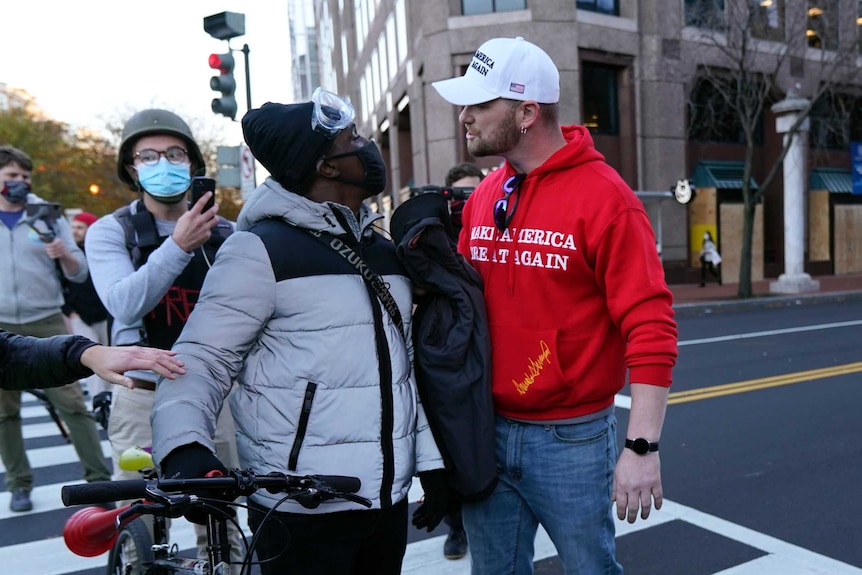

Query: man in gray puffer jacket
left=151, top=88, right=447, bottom=575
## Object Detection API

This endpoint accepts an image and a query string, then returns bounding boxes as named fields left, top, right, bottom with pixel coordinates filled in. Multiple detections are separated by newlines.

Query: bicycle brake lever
left=341, top=492, right=372, bottom=508
left=294, top=489, right=372, bottom=510
left=119, top=500, right=186, bottom=523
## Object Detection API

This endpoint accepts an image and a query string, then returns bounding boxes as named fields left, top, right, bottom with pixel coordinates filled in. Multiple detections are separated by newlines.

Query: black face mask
left=325, top=141, right=387, bottom=195
left=1, top=180, right=31, bottom=204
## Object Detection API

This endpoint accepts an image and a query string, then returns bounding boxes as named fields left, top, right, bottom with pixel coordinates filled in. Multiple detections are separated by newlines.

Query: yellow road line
left=668, top=362, right=862, bottom=405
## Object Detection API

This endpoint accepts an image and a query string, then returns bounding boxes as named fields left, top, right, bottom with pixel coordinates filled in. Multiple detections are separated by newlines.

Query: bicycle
left=61, top=448, right=371, bottom=575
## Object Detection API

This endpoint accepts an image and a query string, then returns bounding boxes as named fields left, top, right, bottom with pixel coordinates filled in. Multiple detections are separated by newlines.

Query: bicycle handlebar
left=62, top=470, right=368, bottom=509
left=62, top=479, right=147, bottom=506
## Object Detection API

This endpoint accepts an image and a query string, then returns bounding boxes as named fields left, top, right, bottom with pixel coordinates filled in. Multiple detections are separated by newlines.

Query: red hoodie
left=458, top=125, right=677, bottom=421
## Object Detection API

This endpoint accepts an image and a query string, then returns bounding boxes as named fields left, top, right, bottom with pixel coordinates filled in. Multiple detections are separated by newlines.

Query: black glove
left=159, top=443, right=229, bottom=525
left=91, top=392, right=112, bottom=431
left=412, top=470, right=450, bottom=532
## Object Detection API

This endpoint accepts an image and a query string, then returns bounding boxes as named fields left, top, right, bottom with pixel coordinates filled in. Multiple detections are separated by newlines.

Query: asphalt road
left=3, top=299, right=861, bottom=574
left=609, top=299, right=862, bottom=574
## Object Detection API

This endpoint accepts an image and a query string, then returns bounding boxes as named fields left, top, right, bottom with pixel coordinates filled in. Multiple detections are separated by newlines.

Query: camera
left=24, top=202, right=63, bottom=242
left=408, top=185, right=475, bottom=201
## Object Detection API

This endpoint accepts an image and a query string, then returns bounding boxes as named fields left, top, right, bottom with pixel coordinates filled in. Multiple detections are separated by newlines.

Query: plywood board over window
left=720, top=202, right=765, bottom=283
left=834, top=205, right=862, bottom=274
left=808, top=190, right=830, bottom=262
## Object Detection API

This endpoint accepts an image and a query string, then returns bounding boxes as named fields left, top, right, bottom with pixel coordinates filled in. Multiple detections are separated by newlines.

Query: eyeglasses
left=311, top=87, right=356, bottom=137
left=134, top=147, right=189, bottom=166
left=493, top=174, right=526, bottom=231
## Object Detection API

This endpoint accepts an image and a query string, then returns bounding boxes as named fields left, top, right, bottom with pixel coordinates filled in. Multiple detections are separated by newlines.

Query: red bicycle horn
left=63, top=505, right=131, bottom=557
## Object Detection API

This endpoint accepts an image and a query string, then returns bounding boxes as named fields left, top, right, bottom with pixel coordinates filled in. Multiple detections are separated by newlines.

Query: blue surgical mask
left=135, top=158, right=191, bottom=202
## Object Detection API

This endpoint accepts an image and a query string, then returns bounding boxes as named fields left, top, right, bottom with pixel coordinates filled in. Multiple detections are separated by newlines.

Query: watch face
left=632, top=438, right=650, bottom=455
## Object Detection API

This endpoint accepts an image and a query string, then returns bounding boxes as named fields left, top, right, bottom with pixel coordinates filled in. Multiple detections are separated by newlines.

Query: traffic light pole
left=204, top=11, right=250, bottom=120
left=241, top=43, right=252, bottom=112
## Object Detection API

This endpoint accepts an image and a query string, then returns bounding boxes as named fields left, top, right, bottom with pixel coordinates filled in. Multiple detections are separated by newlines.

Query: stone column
left=769, top=92, right=820, bottom=294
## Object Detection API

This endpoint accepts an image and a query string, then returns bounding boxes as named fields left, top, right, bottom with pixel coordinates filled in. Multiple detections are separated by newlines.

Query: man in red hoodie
left=433, top=37, right=678, bottom=574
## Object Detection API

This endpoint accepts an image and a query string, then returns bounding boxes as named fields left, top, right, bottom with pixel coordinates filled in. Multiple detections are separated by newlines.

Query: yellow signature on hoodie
left=513, top=340, right=552, bottom=396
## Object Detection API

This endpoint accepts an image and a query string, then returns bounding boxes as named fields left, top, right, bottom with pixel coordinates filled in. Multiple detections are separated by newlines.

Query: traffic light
left=209, top=52, right=237, bottom=120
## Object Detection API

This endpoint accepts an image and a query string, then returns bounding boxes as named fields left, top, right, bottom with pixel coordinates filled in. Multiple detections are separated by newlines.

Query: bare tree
left=685, top=0, right=861, bottom=297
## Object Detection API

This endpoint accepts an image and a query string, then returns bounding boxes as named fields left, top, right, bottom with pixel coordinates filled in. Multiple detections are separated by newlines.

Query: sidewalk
left=669, top=273, right=862, bottom=316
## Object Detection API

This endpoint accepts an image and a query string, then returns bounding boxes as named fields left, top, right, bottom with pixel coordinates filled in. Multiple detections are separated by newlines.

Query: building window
left=582, top=63, right=619, bottom=136
left=577, top=0, right=618, bottom=16
left=810, top=92, right=862, bottom=150
left=685, top=0, right=726, bottom=30
left=396, top=0, right=408, bottom=63
left=858, top=0, right=862, bottom=53
left=386, top=15, right=398, bottom=81
left=688, top=75, right=764, bottom=145
left=355, top=0, right=366, bottom=53
left=751, top=0, right=784, bottom=42
left=807, top=0, right=838, bottom=50
left=462, top=0, right=526, bottom=16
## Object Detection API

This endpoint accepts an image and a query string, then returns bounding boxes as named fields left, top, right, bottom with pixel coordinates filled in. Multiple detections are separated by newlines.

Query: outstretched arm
left=80, top=345, right=186, bottom=389
left=0, top=331, right=185, bottom=391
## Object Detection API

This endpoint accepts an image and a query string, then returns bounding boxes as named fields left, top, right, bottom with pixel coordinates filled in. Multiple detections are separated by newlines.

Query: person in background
left=0, top=145, right=113, bottom=514
left=438, top=160, right=486, bottom=561
left=64, top=211, right=113, bottom=426
left=445, top=162, right=485, bottom=240
left=1, top=330, right=184, bottom=391
left=84, top=109, right=243, bottom=571
left=699, top=230, right=722, bottom=287
left=150, top=88, right=447, bottom=575
left=433, top=37, right=678, bottom=574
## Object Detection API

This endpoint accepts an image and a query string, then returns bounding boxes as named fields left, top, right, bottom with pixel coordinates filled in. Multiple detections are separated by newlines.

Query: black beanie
left=241, top=102, right=333, bottom=190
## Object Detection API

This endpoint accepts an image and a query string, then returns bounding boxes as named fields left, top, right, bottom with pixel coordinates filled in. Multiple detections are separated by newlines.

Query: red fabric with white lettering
left=457, top=125, right=677, bottom=421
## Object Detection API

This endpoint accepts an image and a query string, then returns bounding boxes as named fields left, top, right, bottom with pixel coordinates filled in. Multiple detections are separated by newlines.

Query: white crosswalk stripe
left=2, top=395, right=861, bottom=574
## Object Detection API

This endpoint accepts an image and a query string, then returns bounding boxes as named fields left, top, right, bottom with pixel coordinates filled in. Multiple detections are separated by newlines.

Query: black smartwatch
left=625, top=438, right=659, bottom=455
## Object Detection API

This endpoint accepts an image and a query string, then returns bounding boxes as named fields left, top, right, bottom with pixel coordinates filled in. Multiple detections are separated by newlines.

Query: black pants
left=444, top=499, right=463, bottom=530
left=700, top=256, right=721, bottom=285
left=247, top=497, right=408, bottom=575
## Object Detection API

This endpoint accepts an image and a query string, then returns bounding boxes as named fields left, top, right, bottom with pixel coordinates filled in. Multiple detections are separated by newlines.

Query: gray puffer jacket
left=152, top=178, right=443, bottom=513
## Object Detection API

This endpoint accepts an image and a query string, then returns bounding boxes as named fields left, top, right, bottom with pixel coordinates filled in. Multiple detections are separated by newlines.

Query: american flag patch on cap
left=509, top=83, right=525, bottom=94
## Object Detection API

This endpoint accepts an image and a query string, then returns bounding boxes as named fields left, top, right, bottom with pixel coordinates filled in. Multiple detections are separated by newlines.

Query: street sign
left=851, top=142, right=862, bottom=195
left=216, top=145, right=241, bottom=188
left=240, top=145, right=256, bottom=200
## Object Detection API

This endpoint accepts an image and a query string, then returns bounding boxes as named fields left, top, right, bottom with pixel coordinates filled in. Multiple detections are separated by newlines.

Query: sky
left=1, top=1, right=294, bottom=146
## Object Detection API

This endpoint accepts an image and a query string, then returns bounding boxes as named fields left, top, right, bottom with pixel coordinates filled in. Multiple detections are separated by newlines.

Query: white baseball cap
left=432, top=37, right=560, bottom=106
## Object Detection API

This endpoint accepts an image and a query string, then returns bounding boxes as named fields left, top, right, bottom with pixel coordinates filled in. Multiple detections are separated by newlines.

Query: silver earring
left=520, top=125, right=527, bottom=134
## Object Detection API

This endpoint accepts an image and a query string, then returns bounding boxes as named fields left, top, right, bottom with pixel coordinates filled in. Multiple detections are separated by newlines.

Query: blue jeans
left=462, top=414, right=623, bottom=575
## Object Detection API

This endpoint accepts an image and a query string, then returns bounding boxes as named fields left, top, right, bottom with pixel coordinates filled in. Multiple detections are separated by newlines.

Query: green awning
left=809, top=167, right=853, bottom=194
left=692, top=161, right=759, bottom=190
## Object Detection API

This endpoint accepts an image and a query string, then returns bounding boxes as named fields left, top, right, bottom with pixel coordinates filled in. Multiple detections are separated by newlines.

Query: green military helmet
left=116, top=109, right=205, bottom=190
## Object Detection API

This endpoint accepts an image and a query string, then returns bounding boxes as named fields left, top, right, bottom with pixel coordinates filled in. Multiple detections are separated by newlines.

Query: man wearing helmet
left=84, top=109, right=243, bottom=569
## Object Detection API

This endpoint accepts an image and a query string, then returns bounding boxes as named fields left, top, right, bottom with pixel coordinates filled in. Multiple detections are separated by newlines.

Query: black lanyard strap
left=305, top=228, right=405, bottom=339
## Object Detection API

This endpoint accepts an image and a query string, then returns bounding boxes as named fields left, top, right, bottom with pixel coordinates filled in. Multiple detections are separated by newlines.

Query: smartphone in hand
left=190, top=177, right=216, bottom=211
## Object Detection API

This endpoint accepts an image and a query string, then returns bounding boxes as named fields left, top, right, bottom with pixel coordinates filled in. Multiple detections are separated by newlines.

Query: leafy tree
left=0, top=107, right=126, bottom=216
left=685, top=0, right=861, bottom=297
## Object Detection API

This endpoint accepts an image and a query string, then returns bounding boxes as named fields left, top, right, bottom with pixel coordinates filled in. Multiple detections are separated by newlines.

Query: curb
left=672, top=290, right=862, bottom=318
